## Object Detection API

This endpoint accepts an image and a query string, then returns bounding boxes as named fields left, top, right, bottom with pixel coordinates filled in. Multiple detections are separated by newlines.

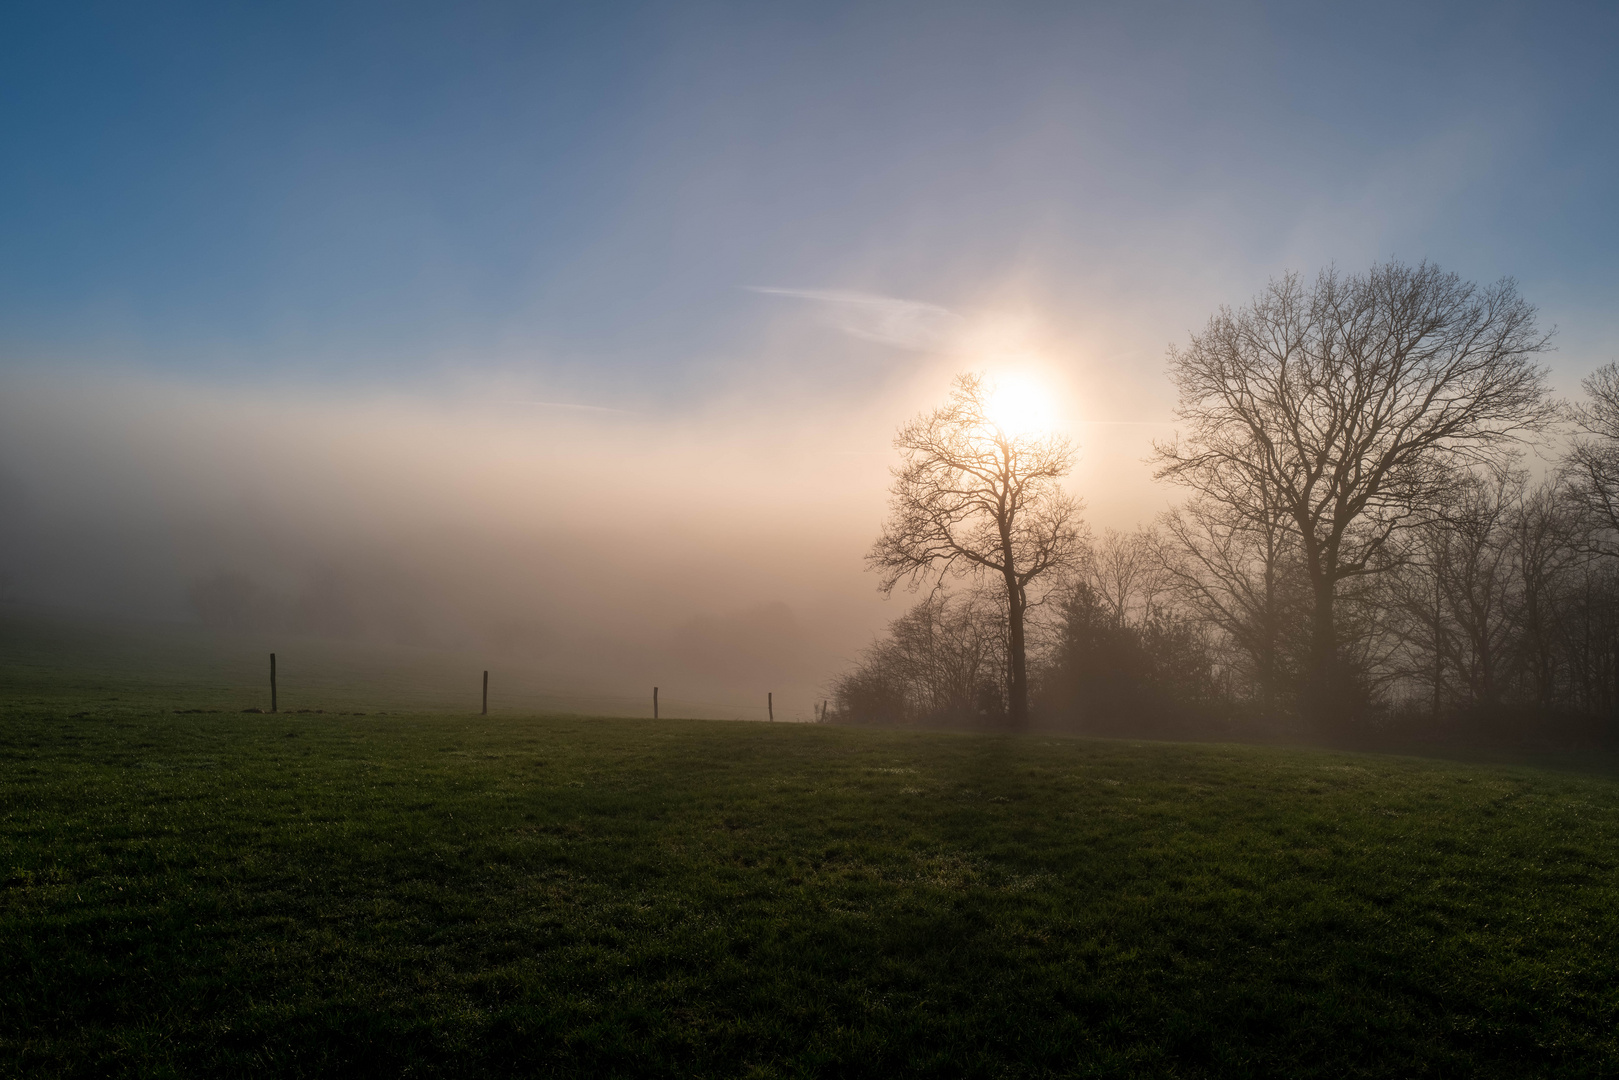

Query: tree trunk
left=1260, top=557, right=1279, bottom=719
left=1306, top=573, right=1345, bottom=735
left=1004, top=567, right=1028, bottom=730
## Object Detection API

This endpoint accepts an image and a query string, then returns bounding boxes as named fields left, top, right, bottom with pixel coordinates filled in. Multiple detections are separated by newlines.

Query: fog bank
left=0, top=342, right=1178, bottom=718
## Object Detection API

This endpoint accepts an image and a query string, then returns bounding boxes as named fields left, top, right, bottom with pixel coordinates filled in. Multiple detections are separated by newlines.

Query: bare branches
left=1563, top=362, right=1619, bottom=549
left=1157, top=266, right=1552, bottom=556
left=832, top=589, right=1008, bottom=727
left=1083, top=528, right=1167, bottom=629
left=868, top=372, right=1085, bottom=727
left=1153, top=261, right=1554, bottom=727
left=870, top=373, right=1083, bottom=596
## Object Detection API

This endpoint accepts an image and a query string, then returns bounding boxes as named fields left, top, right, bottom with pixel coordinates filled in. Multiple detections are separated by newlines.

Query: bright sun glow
left=983, top=373, right=1057, bottom=437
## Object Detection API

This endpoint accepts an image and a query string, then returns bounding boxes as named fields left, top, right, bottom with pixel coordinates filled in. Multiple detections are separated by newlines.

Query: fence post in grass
left=653, top=686, right=659, bottom=720
left=270, top=653, right=277, bottom=713
left=482, top=670, right=488, bottom=716
left=768, top=692, right=773, bottom=721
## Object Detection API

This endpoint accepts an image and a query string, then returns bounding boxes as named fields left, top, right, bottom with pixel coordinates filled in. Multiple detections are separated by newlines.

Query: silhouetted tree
left=833, top=590, right=1007, bottom=726
left=1383, top=472, right=1598, bottom=736
left=1157, top=481, right=1307, bottom=717
left=1510, top=482, right=1584, bottom=707
left=1037, top=578, right=1222, bottom=736
left=1566, top=362, right=1619, bottom=552
left=869, top=373, right=1085, bottom=728
left=1426, top=473, right=1519, bottom=708
left=1154, top=262, right=1554, bottom=732
left=1083, top=527, right=1166, bottom=628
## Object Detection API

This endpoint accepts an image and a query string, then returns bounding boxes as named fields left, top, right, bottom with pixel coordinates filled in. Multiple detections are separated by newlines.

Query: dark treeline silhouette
left=833, top=262, right=1619, bottom=750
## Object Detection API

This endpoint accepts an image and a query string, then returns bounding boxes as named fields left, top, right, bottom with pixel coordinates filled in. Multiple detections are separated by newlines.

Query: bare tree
left=1509, top=481, right=1584, bottom=705
left=1154, top=262, right=1554, bottom=730
left=1431, top=473, right=1520, bottom=708
left=1565, top=362, right=1619, bottom=552
left=870, top=373, right=1085, bottom=728
left=832, top=590, right=1007, bottom=726
left=1038, top=572, right=1222, bottom=735
left=1389, top=473, right=1587, bottom=720
left=1157, top=481, right=1304, bottom=716
left=1084, top=527, right=1167, bottom=628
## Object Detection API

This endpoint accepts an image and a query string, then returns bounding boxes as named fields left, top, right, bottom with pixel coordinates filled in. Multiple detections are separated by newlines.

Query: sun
left=983, top=372, right=1056, bottom=437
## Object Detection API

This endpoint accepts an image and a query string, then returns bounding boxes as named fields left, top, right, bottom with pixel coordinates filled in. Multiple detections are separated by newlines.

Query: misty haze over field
left=2, top=2, right=1617, bottom=718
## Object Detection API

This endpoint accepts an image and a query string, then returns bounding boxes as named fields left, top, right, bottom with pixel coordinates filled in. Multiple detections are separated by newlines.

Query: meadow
left=3, top=613, right=1619, bottom=1077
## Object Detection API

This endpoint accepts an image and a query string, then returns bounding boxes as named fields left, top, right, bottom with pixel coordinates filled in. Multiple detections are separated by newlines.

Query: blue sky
left=3, top=1, right=1616, bottom=397
left=2, top=1, right=1618, bottom=704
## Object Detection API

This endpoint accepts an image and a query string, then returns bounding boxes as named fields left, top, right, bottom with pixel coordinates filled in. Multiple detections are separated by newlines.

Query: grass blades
left=3, top=705, right=1618, bottom=1077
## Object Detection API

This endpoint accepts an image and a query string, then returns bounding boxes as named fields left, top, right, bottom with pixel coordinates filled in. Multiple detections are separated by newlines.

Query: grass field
left=4, top=615, right=1619, bottom=1076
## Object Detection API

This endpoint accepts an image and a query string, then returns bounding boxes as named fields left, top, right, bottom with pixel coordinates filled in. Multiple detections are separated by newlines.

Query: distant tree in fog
left=832, top=590, right=1006, bottom=727
left=1036, top=573, right=1222, bottom=736
left=869, top=373, right=1085, bottom=729
left=1154, top=262, right=1554, bottom=731
left=1508, top=482, right=1584, bottom=707
left=1397, top=473, right=1521, bottom=711
left=1082, top=528, right=1166, bottom=628
left=1383, top=473, right=1599, bottom=725
left=1157, top=480, right=1306, bottom=716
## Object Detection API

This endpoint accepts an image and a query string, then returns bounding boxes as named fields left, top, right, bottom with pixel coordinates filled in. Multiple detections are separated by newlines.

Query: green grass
left=4, top=616, right=1619, bottom=1076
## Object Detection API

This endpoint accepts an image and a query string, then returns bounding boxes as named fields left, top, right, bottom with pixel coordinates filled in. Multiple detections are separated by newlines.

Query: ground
left=3, top=613, right=1618, bottom=1077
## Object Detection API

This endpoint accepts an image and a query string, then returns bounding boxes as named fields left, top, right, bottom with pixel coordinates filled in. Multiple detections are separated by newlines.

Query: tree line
left=833, top=261, right=1619, bottom=749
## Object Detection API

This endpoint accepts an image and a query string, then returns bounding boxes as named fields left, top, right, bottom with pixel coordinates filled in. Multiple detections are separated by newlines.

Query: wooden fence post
left=270, top=653, right=277, bottom=714
left=482, top=670, right=488, bottom=716
left=768, top=692, right=773, bottom=722
left=654, top=686, right=659, bottom=720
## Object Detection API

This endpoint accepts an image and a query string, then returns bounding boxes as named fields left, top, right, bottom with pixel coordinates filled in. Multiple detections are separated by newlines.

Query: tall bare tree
left=1154, top=262, right=1554, bottom=730
left=870, top=373, right=1085, bottom=728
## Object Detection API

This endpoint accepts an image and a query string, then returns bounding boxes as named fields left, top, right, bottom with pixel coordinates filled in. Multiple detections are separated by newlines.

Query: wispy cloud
left=746, top=287, right=965, bottom=351
left=502, top=399, right=634, bottom=414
